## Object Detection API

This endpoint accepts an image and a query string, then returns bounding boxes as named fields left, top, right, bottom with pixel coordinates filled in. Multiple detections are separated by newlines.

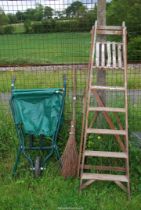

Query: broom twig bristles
left=61, top=120, right=78, bottom=178
left=61, top=67, right=78, bottom=178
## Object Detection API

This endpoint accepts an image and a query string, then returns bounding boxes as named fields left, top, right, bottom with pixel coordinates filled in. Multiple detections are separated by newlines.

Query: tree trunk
left=96, top=0, right=106, bottom=127
left=97, top=0, right=106, bottom=105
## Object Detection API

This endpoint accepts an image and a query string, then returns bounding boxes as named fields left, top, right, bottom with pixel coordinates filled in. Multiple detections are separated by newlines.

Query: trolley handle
left=11, top=75, right=16, bottom=91
left=63, top=75, right=67, bottom=91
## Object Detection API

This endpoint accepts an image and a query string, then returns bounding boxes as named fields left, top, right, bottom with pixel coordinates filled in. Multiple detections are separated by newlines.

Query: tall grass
left=0, top=67, right=141, bottom=209
left=0, top=111, right=141, bottom=209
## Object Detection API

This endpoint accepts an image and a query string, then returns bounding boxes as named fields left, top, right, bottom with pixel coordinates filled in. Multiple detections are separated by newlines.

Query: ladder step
left=97, top=26, right=123, bottom=30
left=93, top=66, right=124, bottom=69
left=91, top=86, right=125, bottom=91
left=84, top=151, right=127, bottom=158
left=97, top=29, right=123, bottom=36
left=87, top=128, right=126, bottom=135
left=89, top=107, right=126, bottom=113
left=81, top=173, right=128, bottom=182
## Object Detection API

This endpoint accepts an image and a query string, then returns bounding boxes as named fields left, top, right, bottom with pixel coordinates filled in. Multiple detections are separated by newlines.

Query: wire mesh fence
left=0, top=0, right=141, bottom=140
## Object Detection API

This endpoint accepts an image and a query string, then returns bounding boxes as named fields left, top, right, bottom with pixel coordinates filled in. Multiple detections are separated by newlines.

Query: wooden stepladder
left=78, top=21, right=130, bottom=197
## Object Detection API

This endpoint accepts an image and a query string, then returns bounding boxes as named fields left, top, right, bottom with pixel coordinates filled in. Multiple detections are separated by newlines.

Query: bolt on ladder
left=78, top=21, right=130, bottom=197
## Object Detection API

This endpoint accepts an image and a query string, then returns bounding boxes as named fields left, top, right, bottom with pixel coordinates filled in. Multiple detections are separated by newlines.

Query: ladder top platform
left=91, top=22, right=127, bottom=69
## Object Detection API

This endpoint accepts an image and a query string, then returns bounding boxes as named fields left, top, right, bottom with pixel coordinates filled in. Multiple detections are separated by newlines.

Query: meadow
left=0, top=32, right=90, bottom=65
left=0, top=106, right=141, bottom=210
left=0, top=68, right=141, bottom=92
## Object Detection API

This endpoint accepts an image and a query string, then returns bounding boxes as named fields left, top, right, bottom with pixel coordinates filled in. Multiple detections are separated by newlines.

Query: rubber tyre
left=35, top=156, right=41, bottom=177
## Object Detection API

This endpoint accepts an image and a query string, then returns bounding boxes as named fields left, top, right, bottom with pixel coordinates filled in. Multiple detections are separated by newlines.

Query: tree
left=78, top=7, right=97, bottom=30
left=16, top=11, right=25, bottom=22
left=44, top=6, right=53, bottom=19
left=54, top=11, right=65, bottom=19
left=34, top=4, right=44, bottom=21
left=0, top=8, right=9, bottom=25
left=7, top=13, right=17, bottom=24
left=24, top=19, right=32, bottom=33
left=107, top=0, right=141, bottom=26
left=24, top=8, right=36, bottom=21
left=66, top=1, right=87, bottom=18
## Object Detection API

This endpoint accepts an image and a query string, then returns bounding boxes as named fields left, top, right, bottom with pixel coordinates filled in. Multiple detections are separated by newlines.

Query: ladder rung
left=95, top=42, right=123, bottom=45
left=89, top=107, right=126, bottom=113
left=81, top=173, right=128, bottom=182
left=97, top=26, right=123, bottom=30
left=82, top=165, right=126, bottom=172
left=87, top=128, right=126, bottom=135
left=91, top=86, right=125, bottom=91
left=93, top=66, right=124, bottom=69
left=97, top=29, right=122, bottom=35
left=84, top=151, right=127, bottom=158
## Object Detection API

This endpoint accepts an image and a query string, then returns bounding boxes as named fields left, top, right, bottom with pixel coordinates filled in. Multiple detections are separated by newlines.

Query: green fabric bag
left=11, top=88, right=64, bottom=137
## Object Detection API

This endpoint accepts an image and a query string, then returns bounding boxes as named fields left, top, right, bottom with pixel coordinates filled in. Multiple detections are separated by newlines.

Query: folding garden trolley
left=10, top=77, right=66, bottom=176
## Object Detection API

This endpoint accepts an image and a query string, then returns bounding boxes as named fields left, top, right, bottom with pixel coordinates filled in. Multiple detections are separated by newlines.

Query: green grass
left=0, top=69, right=86, bottom=93
left=0, top=68, right=141, bottom=93
left=12, top=23, right=25, bottom=34
left=0, top=111, right=141, bottom=210
left=0, top=67, right=141, bottom=209
left=0, top=163, right=141, bottom=210
left=0, top=32, right=90, bottom=65
left=0, top=162, right=141, bottom=210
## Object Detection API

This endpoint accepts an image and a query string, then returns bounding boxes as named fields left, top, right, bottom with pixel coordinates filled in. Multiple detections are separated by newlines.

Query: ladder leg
left=77, top=91, right=88, bottom=177
left=79, top=23, right=97, bottom=180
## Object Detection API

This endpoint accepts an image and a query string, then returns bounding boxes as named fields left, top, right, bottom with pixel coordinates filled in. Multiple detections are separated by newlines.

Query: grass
left=0, top=110, right=141, bottom=210
left=0, top=66, right=141, bottom=209
left=12, top=23, right=25, bottom=34
left=1, top=163, right=141, bottom=210
left=0, top=32, right=90, bottom=65
left=0, top=68, right=141, bottom=93
left=0, top=163, right=141, bottom=210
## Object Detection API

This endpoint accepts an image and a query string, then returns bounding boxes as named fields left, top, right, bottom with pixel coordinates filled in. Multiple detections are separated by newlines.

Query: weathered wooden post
left=97, top=0, right=106, bottom=104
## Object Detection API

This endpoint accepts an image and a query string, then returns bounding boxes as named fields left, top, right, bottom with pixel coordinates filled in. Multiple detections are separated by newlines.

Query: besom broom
left=61, top=68, right=78, bottom=178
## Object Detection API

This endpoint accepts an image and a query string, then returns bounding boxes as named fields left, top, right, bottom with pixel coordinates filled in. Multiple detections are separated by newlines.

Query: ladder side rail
left=80, top=21, right=98, bottom=178
left=122, top=22, right=130, bottom=197
left=78, top=22, right=97, bottom=177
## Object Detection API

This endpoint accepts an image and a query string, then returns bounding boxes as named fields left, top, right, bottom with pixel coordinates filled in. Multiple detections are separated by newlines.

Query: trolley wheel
left=35, top=156, right=41, bottom=177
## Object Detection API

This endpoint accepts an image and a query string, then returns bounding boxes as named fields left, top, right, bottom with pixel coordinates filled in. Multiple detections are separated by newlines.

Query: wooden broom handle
left=72, top=67, right=76, bottom=127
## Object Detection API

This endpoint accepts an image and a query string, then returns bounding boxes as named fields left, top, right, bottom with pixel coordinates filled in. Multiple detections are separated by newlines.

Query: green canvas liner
left=11, top=88, right=64, bottom=137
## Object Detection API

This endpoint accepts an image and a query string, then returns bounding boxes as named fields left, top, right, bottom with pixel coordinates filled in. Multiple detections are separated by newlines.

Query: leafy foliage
left=0, top=7, right=9, bottom=25
left=3, top=25, right=14, bottom=34
left=107, top=0, right=141, bottom=29
left=66, top=1, right=87, bottom=18
left=44, top=6, right=53, bottom=19
left=128, top=36, right=141, bottom=61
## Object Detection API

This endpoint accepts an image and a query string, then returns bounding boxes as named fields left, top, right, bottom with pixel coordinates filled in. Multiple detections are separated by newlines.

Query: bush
left=30, top=19, right=91, bottom=34
left=31, top=20, right=56, bottom=33
left=24, top=19, right=33, bottom=33
left=31, top=22, right=44, bottom=33
left=0, top=27, right=4, bottom=35
left=4, top=25, right=14, bottom=34
left=128, top=36, right=141, bottom=61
